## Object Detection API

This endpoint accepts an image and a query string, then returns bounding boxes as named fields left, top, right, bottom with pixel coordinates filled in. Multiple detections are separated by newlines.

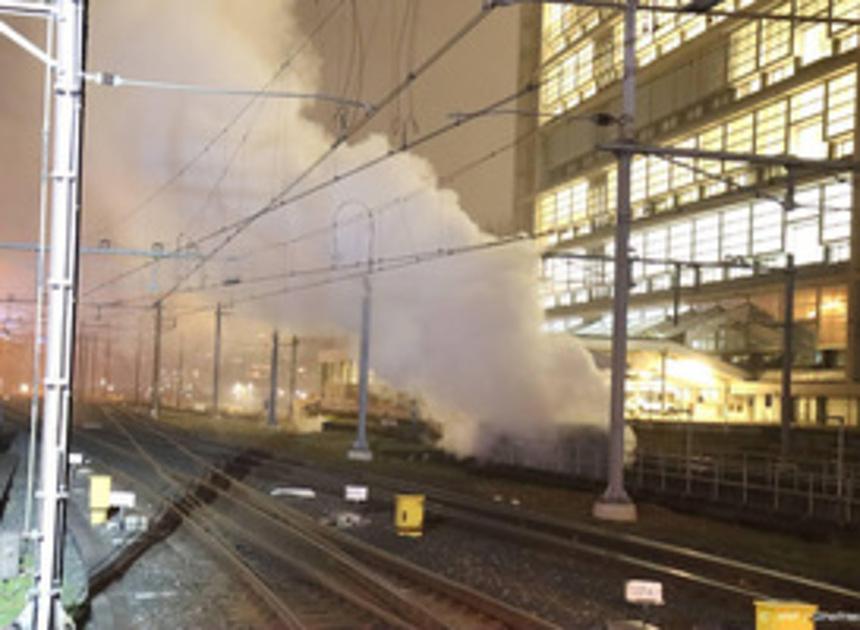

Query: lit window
left=726, top=114, right=754, bottom=155
left=752, top=201, right=783, bottom=255
left=694, top=215, right=720, bottom=262
left=593, top=31, right=616, bottom=88
left=721, top=206, right=751, bottom=265
left=729, top=22, right=758, bottom=82
left=786, top=202, right=824, bottom=265
left=755, top=101, right=787, bottom=155
left=648, top=155, right=670, bottom=197
left=760, top=10, right=792, bottom=66
left=819, top=286, right=847, bottom=347
left=632, top=157, right=648, bottom=204
left=794, top=288, right=818, bottom=322
left=798, top=23, right=830, bottom=65
left=669, top=222, right=692, bottom=261
left=826, top=72, right=856, bottom=139
left=822, top=182, right=852, bottom=243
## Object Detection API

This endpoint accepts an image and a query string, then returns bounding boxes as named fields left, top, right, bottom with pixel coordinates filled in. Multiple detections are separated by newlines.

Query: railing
left=483, top=435, right=858, bottom=526
left=629, top=449, right=858, bottom=525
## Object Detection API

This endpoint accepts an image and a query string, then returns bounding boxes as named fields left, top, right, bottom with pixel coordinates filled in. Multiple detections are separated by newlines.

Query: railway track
left=77, top=406, right=558, bottom=629
left=259, top=455, right=860, bottom=612
left=125, top=410, right=860, bottom=613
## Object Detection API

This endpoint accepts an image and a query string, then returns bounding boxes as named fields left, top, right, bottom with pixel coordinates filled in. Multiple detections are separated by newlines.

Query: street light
left=332, top=200, right=375, bottom=462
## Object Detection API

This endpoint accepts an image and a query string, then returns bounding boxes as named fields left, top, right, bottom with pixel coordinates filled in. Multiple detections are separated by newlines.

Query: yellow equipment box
left=394, top=494, right=425, bottom=537
left=755, top=600, right=818, bottom=630
left=90, top=509, right=107, bottom=526
left=89, top=475, right=112, bottom=510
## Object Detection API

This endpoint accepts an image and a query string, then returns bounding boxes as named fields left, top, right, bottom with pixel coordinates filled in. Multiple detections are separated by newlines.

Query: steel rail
left=100, top=406, right=559, bottom=629
left=71, top=425, right=308, bottom=629
left=236, top=444, right=860, bottom=606
left=334, top=468, right=860, bottom=604
left=77, top=429, right=412, bottom=630
left=78, top=424, right=434, bottom=629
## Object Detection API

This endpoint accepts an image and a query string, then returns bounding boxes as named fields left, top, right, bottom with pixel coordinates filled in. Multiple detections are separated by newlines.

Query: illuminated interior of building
left=522, top=0, right=860, bottom=426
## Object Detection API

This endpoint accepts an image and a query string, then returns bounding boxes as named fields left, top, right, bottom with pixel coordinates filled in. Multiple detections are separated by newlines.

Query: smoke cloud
left=82, top=0, right=610, bottom=459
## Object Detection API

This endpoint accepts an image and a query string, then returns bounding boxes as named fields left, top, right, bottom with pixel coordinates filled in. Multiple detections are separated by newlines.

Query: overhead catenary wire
left=233, top=124, right=542, bottom=260
left=84, top=5, right=497, bottom=302
left=153, top=6, right=498, bottom=303
left=176, top=124, right=255, bottom=237
left=82, top=3, right=860, bottom=306
left=166, top=217, right=790, bottom=323
left=652, top=151, right=856, bottom=214
left=94, top=123, right=543, bottom=311
left=155, top=82, right=536, bottom=305
left=89, top=0, right=348, bottom=238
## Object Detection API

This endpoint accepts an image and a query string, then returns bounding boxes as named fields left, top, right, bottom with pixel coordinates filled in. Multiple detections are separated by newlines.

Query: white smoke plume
left=82, top=0, right=610, bottom=459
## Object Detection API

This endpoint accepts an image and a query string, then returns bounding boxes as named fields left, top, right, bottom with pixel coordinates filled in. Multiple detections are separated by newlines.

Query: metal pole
left=150, top=300, right=162, bottom=419
left=672, top=263, right=681, bottom=326
left=780, top=254, right=795, bottom=458
left=213, top=302, right=222, bottom=417
left=685, top=419, right=693, bottom=491
left=104, top=325, right=111, bottom=392
left=133, top=323, right=141, bottom=405
left=175, top=334, right=183, bottom=409
left=349, top=276, right=373, bottom=461
left=34, top=0, right=85, bottom=626
left=593, top=0, right=637, bottom=522
left=837, top=416, right=845, bottom=498
left=288, top=335, right=298, bottom=423
left=333, top=201, right=375, bottom=461
left=76, top=334, right=85, bottom=399
left=24, top=10, right=54, bottom=542
left=87, top=333, right=96, bottom=400
left=659, top=350, right=667, bottom=415
left=268, top=330, right=279, bottom=427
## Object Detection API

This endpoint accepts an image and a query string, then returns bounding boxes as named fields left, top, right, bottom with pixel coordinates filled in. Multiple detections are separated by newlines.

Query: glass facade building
left=516, top=1, right=860, bottom=426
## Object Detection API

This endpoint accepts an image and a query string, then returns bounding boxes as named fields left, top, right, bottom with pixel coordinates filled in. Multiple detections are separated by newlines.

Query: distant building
left=0, top=337, right=31, bottom=399
left=516, top=3, right=859, bottom=426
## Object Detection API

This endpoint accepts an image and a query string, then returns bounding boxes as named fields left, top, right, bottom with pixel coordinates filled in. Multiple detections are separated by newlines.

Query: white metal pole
left=333, top=201, right=375, bottom=461
left=780, top=254, right=795, bottom=458
left=34, top=0, right=85, bottom=626
left=350, top=277, right=373, bottom=460
left=287, top=335, right=298, bottom=423
left=593, top=0, right=638, bottom=522
left=24, top=10, right=55, bottom=540
left=87, top=332, right=96, bottom=399
left=133, top=323, right=141, bottom=404
left=348, top=208, right=374, bottom=461
left=150, top=300, right=162, bottom=419
left=176, top=333, right=183, bottom=409
left=268, top=329, right=279, bottom=426
left=213, top=302, right=222, bottom=417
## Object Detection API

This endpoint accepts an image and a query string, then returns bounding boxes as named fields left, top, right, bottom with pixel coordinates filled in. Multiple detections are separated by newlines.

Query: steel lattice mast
left=33, top=0, right=86, bottom=627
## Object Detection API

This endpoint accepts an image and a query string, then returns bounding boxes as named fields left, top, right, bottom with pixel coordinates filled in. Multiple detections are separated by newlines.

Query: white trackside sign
left=625, top=580, right=665, bottom=606
left=345, top=485, right=369, bottom=502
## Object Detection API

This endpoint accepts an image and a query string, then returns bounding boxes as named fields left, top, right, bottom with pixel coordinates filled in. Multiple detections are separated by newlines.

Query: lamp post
left=333, top=201, right=375, bottom=462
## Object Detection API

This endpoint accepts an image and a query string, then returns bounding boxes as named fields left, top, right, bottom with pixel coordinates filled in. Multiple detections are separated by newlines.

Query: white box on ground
left=271, top=487, right=316, bottom=499
left=69, top=452, right=84, bottom=466
left=345, top=485, right=369, bottom=502
left=123, top=514, right=149, bottom=532
left=0, top=532, right=20, bottom=580
left=109, top=490, right=136, bottom=509
left=625, top=580, right=664, bottom=606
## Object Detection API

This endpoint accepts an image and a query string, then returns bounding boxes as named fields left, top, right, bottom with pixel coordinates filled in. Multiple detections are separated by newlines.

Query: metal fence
left=485, top=435, right=859, bottom=526
left=628, top=449, right=858, bottom=525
